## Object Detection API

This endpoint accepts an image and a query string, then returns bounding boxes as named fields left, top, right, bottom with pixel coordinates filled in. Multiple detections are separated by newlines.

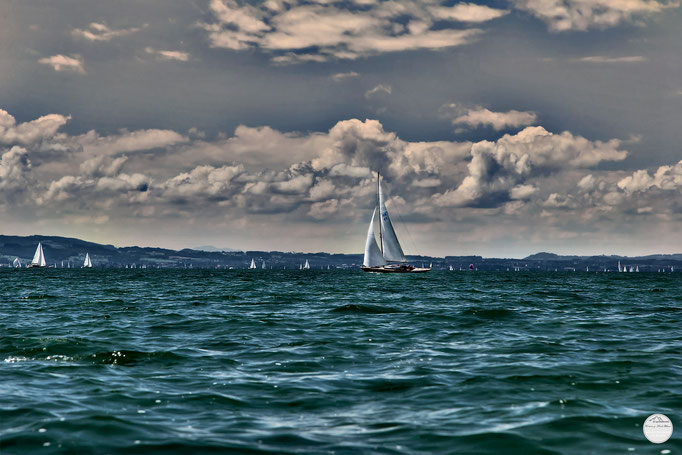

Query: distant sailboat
left=249, top=258, right=257, bottom=269
left=303, top=259, right=310, bottom=270
left=635, top=266, right=639, bottom=272
left=361, top=172, right=429, bottom=273
left=13, top=257, right=21, bottom=268
left=83, top=253, right=93, bottom=268
left=629, top=266, right=634, bottom=272
left=27, top=242, right=47, bottom=268
left=261, top=260, right=266, bottom=269
left=449, top=265, right=454, bottom=271
left=617, top=261, right=622, bottom=272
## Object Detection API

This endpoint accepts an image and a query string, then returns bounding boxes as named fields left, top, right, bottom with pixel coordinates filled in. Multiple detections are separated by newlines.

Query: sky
left=0, top=0, right=681, bottom=257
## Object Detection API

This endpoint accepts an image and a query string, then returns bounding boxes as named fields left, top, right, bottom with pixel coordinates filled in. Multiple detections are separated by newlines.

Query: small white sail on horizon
left=449, top=265, right=454, bottom=271
left=249, top=258, right=257, bottom=269
left=617, top=261, right=622, bottom=272
left=303, top=259, right=310, bottom=270
left=13, top=257, right=21, bottom=268
left=83, top=253, right=93, bottom=268
left=30, top=242, right=47, bottom=268
left=261, top=260, right=266, bottom=269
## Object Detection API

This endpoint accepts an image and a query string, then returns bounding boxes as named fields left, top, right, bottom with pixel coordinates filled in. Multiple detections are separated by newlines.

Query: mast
left=377, top=171, right=383, bottom=255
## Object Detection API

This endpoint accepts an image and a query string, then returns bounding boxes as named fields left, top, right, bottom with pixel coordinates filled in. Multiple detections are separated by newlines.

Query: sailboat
left=617, top=261, right=622, bottom=272
left=82, top=253, right=93, bottom=268
left=303, top=259, right=310, bottom=270
left=361, top=172, right=430, bottom=273
left=13, top=257, right=21, bottom=268
left=449, top=265, right=454, bottom=271
left=261, top=260, right=266, bottom=269
left=249, top=258, right=257, bottom=269
left=27, top=242, right=47, bottom=268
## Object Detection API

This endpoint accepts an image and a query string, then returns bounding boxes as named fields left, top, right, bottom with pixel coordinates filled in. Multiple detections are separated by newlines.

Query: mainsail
left=378, top=177, right=406, bottom=262
left=13, top=257, right=21, bottom=268
left=363, top=207, right=386, bottom=267
left=249, top=258, right=256, bottom=269
left=261, top=260, right=266, bottom=269
left=303, top=259, right=310, bottom=269
left=31, top=242, right=46, bottom=267
left=83, top=253, right=92, bottom=268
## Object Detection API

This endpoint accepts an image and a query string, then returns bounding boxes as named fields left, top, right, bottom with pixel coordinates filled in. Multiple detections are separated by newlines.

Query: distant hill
left=193, top=245, right=239, bottom=253
left=1, top=235, right=680, bottom=271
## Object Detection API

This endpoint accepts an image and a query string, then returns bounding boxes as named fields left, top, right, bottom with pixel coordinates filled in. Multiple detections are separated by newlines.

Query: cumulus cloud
left=71, top=22, right=141, bottom=42
left=433, top=126, right=628, bottom=207
left=0, top=109, right=70, bottom=145
left=512, top=0, right=679, bottom=32
left=38, top=54, right=85, bottom=74
left=0, top=146, right=32, bottom=190
left=617, top=161, right=682, bottom=193
left=4, top=106, right=680, bottom=251
left=145, top=47, right=190, bottom=62
left=450, top=106, right=537, bottom=131
left=199, top=0, right=502, bottom=62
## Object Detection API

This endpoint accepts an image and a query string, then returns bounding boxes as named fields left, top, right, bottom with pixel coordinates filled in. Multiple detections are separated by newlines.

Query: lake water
left=1, top=269, right=680, bottom=454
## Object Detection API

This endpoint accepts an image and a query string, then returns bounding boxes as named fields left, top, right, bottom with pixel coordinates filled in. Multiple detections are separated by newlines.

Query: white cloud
left=75, top=129, right=188, bottom=155
left=71, top=22, right=141, bottom=42
left=145, top=47, right=190, bottom=62
left=617, top=161, right=682, bottom=193
left=430, top=3, right=509, bottom=22
left=0, top=109, right=70, bottom=145
left=364, top=84, right=392, bottom=98
left=38, top=54, right=85, bottom=74
left=451, top=106, right=537, bottom=130
left=433, top=126, right=628, bottom=207
left=0, top=146, right=32, bottom=190
left=200, top=0, right=490, bottom=62
left=331, top=71, right=359, bottom=82
left=512, top=0, right=679, bottom=32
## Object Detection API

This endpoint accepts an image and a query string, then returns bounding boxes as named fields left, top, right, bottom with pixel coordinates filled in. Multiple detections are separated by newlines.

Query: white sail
left=13, top=257, right=21, bottom=268
left=363, top=207, right=386, bottom=267
left=303, top=259, right=310, bottom=269
left=32, top=242, right=46, bottom=267
left=449, top=265, right=454, bottom=271
left=83, top=253, right=92, bottom=268
left=249, top=258, right=256, bottom=269
left=261, top=260, right=266, bottom=269
left=617, top=261, right=622, bottom=272
left=378, top=178, right=406, bottom=262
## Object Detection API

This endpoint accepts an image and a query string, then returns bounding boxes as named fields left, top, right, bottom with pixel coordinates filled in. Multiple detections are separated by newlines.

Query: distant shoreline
left=1, top=234, right=680, bottom=271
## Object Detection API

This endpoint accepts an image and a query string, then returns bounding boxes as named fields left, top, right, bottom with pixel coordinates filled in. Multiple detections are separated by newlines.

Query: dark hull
left=361, top=266, right=430, bottom=274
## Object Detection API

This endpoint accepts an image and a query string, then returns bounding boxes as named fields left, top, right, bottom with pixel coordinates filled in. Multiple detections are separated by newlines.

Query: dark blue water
left=1, top=270, right=680, bottom=454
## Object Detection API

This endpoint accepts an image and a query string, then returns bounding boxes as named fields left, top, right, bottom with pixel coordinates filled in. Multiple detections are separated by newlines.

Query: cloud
left=450, top=106, right=537, bottom=131
left=38, top=54, right=85, bottom=74
left=0, top=109, right=70, bottom=145
left=578, top=55, right=647, bottom=63
left=145, top=47, right=190, bottom=62
left=0, top=146, right=32, bottom=191
left=430, top=3, right=509, bottom=22
left=75, top=129, right=188, bottom=155
left=331, top=71, right=359, bottom=82
left=4, top=105, right=679, bottom=255
left=511, top=0, right=680, bottom=32
left=71, top=22, right=141, bottom=42
left=617, top=161, right=682, bottom=193
left=365, top=84, right=392, bottom=98
left=433, top=126, right=628, bottom=207
left=199, top=0, right=492, bottom=62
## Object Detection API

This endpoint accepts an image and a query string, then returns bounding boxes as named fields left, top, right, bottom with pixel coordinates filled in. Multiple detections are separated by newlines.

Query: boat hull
left=361, top=266, right=430, bottom=274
